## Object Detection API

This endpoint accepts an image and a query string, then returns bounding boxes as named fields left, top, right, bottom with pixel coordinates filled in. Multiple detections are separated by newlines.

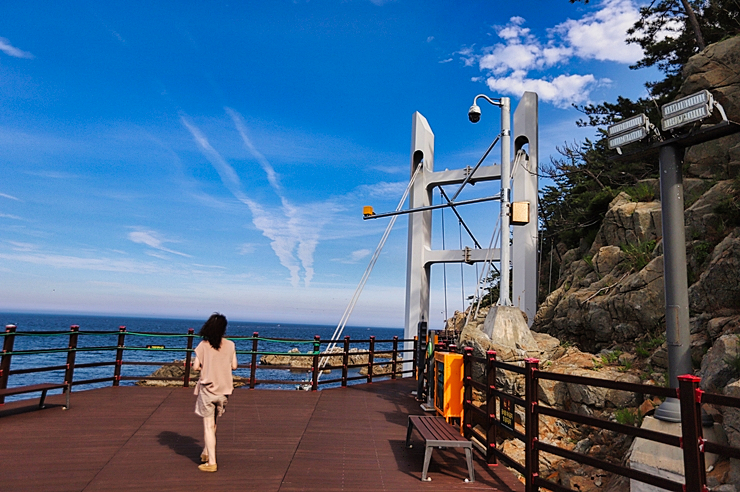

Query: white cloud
left=238, top=243, right=256, bottom=255
left=128, top=229, right=192, bottom=258
left=356, top=181, right=408, bottom=199
left=181, top=112, right=335, bottom=288
left=553, top=0, right=642, bottom=63
left=486, top=71, right=600, bottom=108
left=0, top=250, right=166, bottom=274
left=0, top=193, right=20, bottom=201
left=464, top=0, right=642, bottom=107
left=7, top=241, right=36, bottom=251
left=0, top=212, right=22, bottom=220
left=333, top=248, right=371, bottom=264
left=0, top=37, right=33, bottom=59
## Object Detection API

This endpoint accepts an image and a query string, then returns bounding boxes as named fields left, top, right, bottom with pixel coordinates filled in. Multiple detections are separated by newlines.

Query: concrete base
left=482, top=305, right=537, bottom=352
left=628, top=416, right=727, bottom=491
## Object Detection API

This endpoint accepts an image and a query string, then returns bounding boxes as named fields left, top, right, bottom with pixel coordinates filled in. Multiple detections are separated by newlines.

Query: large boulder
left=698, top=334, right=740, bottom=392
left=539, top=255, right=664, bottom=352
left=684, top=181, right=738, bottom=240
left=690, top=231, right=740, bottom=315
left=680, top=35, right=740, bottom=124
left=589, top=192, right=662, bottom=256
left=482, top=305, right=539, bottom=356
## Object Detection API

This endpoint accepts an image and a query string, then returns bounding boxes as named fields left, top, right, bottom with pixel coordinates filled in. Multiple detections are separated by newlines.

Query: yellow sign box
left=434, top=351, right=464, bottom=420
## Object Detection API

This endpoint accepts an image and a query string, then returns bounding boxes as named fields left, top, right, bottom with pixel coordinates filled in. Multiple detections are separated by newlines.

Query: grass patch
left=626, top=182, right=656, bottom=202
left=636, top=334, right=665, bottom=358
left=621, top=239, right=657, bottom=271
left=615, top=407, right=642, bottom=427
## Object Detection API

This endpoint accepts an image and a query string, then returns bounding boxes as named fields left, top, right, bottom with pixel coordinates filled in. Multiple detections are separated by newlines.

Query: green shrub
left=636, top=335, right=664, bottom=358
left=626, top=182, right=656, bottom=202
left=601, top=350, right=622, bottom=365
left=621, top=239, right=657, bottom=271
left=693, top=241, right=711, bottom=266
left=615, top=408, right=641, bottom=427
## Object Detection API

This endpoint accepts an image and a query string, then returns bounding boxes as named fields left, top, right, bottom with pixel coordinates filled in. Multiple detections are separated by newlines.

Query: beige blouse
left=193, top=339, right=238, bottom=396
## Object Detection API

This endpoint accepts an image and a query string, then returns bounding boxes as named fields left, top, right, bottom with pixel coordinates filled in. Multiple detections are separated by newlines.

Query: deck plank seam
left=80, top=387, right=175, bottom=492
left=277, top=390, right=321, bottom=491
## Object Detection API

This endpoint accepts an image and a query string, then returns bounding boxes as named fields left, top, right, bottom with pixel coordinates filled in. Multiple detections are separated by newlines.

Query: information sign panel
left=500, top=395, right=515, bottom=432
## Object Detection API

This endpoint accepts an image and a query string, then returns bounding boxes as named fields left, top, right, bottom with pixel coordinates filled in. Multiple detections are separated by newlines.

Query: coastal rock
left=689, top=231, right=740, bottom=315
left=698, top=334, right=740, bottom=392
left=588, top=193, right=662, bottom=256
left=260, top=346, right=397, bottom=371
left=136, top=360, right=247, bottom=388
left=681, top=35, right=740, bottom=125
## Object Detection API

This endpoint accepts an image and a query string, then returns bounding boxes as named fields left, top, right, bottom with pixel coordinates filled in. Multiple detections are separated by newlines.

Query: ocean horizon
left=1, top=312, right=406, bottom=403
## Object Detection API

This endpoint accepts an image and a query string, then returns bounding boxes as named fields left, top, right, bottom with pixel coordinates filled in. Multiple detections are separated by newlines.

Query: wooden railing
left=0, top=324, right=418, bottom=406
left=462, top=346, right=740, bottom=492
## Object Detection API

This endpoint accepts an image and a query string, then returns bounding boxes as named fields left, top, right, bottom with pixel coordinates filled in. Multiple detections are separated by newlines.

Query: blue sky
left=0, top=0, right=660, bottom=328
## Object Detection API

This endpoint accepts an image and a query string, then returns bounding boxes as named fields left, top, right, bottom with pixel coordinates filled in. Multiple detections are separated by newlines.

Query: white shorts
left=195, top=383, right=228, bottom=419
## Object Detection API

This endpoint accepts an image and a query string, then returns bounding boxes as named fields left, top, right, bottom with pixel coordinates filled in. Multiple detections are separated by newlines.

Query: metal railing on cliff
left=461, top=346, right=740, bottom=492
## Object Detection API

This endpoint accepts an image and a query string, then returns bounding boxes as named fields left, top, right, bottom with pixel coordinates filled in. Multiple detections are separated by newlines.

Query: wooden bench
left=0, top=383, right=69, bottom=411
left=405, top=415, right=475, bottom=482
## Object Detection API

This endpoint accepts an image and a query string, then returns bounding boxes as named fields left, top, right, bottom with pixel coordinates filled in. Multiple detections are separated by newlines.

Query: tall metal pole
left=654, top=143, right=692, bottom=422
left=498, top=97, right=512, bottom=306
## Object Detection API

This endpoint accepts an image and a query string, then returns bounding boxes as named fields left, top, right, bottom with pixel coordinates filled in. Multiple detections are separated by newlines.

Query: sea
left=0, top=313, right=405, bottom=403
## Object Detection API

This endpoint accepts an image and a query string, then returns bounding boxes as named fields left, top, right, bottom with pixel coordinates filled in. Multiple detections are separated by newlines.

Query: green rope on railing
left=1, top=347, right=323, bottom=357
left=0, top=331, right=74, bottom=337
left=227, top=336, right=318, bottom=344
left=108, top=331, right=196, bottom=338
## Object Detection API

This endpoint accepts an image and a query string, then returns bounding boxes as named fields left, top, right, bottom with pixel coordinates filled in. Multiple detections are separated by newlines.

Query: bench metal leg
left=405, top=418, right=414, bottom=448
left=464, top=447, right=475, bottom=483
left=421, top=445, right=433, bottom=481
left=39, top=389, right=48, bottom=409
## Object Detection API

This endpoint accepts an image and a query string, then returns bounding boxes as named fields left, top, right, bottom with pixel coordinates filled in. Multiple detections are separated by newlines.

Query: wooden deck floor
left=0, top=378, right=523, bottom=491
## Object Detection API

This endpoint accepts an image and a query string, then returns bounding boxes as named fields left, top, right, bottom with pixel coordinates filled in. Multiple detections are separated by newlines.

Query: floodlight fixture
left=607, top=114, right=649, bottom=138
left=607, top=113, right=652, bottom=154
left=608, top=127, right=649, bottom=150
left=661, top=89, right=727, bottom=132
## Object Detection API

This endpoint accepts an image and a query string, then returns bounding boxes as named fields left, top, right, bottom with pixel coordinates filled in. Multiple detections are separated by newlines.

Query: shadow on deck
left=0, top=378, right=523, bottom=491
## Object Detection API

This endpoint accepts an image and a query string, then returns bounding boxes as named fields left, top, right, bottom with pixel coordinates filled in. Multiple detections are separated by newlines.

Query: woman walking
left=192, top=313, right=237, bottom=472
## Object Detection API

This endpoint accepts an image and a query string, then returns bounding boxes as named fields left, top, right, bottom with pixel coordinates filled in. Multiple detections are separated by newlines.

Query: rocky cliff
left=534, top=34, right=740, bottom=362
left=450, top=35, right=740, bottom=491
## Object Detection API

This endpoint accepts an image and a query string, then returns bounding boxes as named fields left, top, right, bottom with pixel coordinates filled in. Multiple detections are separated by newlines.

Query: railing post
left=249, top=332, right=259, bottom=389
left=113, top=326, right=126, bottom=387
left=0, top=325, right=17, bottom=404
left=412, top=336, right=418, bottom=381
left=367, top=336, right=375, bottom=384
left=311, top=335, right=320, bottom=391
left=342, top=336, right=350, bottom=387
left=524, top=358, right=540, bottom=492
left=183, top=328, right=194, bottom=388
left=487, top=350, right=498, bottom=465
left=64, top=326, right=79, bottom=404
left=391, top=336, right=398, bottom=380
left=463, top=347, right=473, bottom=440
left=678, top=374, right=706, bottom=492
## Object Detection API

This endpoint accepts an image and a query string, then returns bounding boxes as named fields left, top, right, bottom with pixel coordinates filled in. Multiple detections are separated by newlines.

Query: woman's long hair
left=199, top=313, right=227, bottom=350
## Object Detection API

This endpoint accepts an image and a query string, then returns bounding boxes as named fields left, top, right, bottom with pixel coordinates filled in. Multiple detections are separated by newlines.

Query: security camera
left=468, top=104, right=481, bottom=123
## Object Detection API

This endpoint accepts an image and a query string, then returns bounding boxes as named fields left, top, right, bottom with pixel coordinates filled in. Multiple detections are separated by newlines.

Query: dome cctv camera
left=468, top=104, right=481, bottom=123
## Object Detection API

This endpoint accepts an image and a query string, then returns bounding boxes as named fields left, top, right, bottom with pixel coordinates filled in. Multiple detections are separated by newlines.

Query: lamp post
left=607, top=91, right=738, bottom=422
left=468, top=94, right=512, bottom=306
